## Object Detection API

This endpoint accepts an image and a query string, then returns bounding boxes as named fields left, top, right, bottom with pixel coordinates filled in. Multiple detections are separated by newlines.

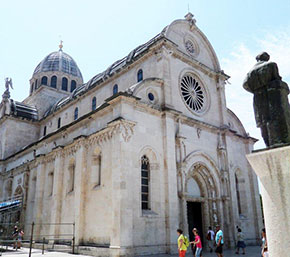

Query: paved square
left=0, top=246, right=261, bottom=257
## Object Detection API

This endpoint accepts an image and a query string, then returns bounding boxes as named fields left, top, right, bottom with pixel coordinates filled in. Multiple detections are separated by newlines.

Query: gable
left=163, top=18, right=220, bottom=72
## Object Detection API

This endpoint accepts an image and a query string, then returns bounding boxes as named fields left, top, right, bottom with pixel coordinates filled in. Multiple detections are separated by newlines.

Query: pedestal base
left=247, top=145, right=290, bottom=257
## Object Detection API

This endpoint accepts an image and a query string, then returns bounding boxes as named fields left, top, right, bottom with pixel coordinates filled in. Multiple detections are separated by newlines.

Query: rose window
left=180, top=75, right=205, bottom=112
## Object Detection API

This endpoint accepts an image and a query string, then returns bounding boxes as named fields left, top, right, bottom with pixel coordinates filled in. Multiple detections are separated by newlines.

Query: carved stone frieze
left=86, top=119, right=136, bottom=147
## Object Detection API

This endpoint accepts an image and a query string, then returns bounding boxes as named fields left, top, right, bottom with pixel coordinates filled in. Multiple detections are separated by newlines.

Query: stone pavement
left=136, top=246, right=261, bottom=257
left=0, top=246, right=261, bottom=257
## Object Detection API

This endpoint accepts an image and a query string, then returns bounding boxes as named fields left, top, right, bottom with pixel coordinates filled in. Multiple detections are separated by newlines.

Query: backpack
left=206, top=231, right=211, bottom=240
left=183, top=235, right=190, bottom=247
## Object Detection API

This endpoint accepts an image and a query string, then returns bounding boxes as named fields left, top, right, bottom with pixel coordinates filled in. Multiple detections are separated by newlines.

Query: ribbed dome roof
left=33, top=49, right=83, bottom=79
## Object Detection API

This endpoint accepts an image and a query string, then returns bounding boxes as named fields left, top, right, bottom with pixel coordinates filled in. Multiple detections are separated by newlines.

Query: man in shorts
left=215, top=225, right=224, bottom=257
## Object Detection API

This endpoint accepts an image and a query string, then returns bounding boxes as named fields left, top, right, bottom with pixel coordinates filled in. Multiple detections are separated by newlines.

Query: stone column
left=247, top=145, right=290, bottom=257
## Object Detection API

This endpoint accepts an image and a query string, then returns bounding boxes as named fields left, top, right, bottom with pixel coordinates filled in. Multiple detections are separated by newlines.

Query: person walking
left=207, top=226, right=215, bottom=253
left=17, top=229, right=24, bottom=249
left=191, top=228, right=202, bottom=257
left=177, top=229, right=188, bottom=257
left=235, top=228, right=246, bottom=254
left=215, top=225, right=224, bottom=257
left=261, top=228, right=268, bottom=257
left=12, top=226, right=19, bottom=249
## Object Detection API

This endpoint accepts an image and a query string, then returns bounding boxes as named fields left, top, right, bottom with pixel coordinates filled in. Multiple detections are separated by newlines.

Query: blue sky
left=1, top=0, right=290, bottom=149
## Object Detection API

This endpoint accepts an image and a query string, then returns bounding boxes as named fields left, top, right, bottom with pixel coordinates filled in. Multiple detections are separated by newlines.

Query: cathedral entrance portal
left=181, top=161, right=221, bottom=248
left=187, top=202, right=203, bottom=243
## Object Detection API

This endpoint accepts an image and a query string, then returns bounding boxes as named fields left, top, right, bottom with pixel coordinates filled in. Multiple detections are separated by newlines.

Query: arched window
left=68, top=160, right=75, bottom=193
left=35, top=79, right=38, bottom=89
left=31, top=176, right=37, bottom=202
left=70, top=80, right=76, bottom=92
left=62, top=77, right=68, bottom=91
left=57, top=117, right=61, bottom=128
left=137, top=69, right=143, bottom=82
left=5, top=180, right=12, bottom=199
left=141, top=155, right=150, bottom=210
left=235, top=174, right=242, bottom=215
left=74, top=107, right=78, bottom=120
left=41, top=76, right=48, bottom=85
left=235, top=170, right=248, bottom=217
left=92, top=97, right=97, bottom=111
left=91, top=148, right=101, bottom=188
left=47, top=171, right=54, bottom=196
left=113, top=84, right=118, bottom=95
left=43, top=126, right=47, bottom=136
left=51, top=76, right=57, bottom=88
left=30, top=83, right=34, bottom=94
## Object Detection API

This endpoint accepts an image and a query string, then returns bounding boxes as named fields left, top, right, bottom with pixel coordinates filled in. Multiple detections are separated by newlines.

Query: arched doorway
left=183, top=162, right=220, bottom=245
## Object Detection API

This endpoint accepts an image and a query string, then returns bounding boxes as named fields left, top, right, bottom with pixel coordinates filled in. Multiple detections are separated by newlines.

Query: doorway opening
left=187, top=201, right=203, bottom=243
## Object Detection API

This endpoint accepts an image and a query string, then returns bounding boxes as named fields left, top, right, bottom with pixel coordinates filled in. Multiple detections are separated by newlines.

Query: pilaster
left=73, top=142, right=87, bottom=245
left=33, top=158, right=46, bottom=236
left=49, top=150, right=64, bottom=241
left=247, top=145, right=290, bottom=257
left=109, top=123, right=135, bottom=256
left=162, top=112, right=179, bottom=253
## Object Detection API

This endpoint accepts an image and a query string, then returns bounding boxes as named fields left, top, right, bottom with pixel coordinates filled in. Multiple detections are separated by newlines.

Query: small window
left=137, top=69, right=143, bottom=82
left=43, top=126, right=47, bottom=136
left=141, top=155, right=150, bottom=210
left=35, top=79, right=38, bottom=89
left=71, top=80, right=76, bottom=92
left=57, top=117, right=61, bottom=128
left=51, top=76, right=57, bottom=88
left=113, top=84, right=118, bottom=95
left=68, top=161, right=75, bottom=193
left=74, top=107, right=78, bottom=120
left=148, top=93, right=155, bottom=102
left=30, top=83, right=34, bottom=94
left=91, top=153, right=101, bottom=187
left=62, top=77, right=68, bottom=91
left=41, top=76, right=48, bottom=85
left=47, top=172, right=54, bottom=196
left=92, top=97, right=97, bottom=111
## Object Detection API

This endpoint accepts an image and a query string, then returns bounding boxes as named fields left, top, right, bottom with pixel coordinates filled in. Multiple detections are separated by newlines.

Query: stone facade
left=0, top=13, right=262, bottom=256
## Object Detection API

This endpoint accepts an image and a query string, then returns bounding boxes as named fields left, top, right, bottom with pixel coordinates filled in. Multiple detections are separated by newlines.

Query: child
left=236, top=228, right=246, bottom=255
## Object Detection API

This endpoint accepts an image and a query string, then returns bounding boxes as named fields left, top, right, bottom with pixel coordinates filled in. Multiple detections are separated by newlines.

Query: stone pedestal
left=246, top=145, right=290, bottom=257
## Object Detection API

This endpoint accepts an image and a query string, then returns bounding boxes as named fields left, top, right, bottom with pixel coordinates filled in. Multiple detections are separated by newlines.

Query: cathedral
left=0, top=13, right=262, bottom=256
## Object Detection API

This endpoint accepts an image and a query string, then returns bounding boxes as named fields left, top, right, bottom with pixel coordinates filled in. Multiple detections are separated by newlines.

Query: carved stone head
left=256, top=52, right=270, bottom=62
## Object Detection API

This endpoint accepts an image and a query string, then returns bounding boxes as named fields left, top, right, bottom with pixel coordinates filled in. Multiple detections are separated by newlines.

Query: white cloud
left=221, top=27, right=290, bottom=149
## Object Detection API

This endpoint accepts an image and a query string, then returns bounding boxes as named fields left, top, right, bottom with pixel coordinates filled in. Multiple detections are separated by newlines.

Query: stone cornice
left=1, top=119, right=136, bottom=173
left=163, top=108, right=255, bottom=143
left=0, top=114, right=38, bottom=126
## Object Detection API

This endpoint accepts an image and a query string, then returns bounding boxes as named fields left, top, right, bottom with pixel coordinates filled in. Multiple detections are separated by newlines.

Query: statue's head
left=256, top=52, right=270, bottom=62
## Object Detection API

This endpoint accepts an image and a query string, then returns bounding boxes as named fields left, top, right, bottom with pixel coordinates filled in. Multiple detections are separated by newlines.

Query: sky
left=0, top=0, right=290, bottom=149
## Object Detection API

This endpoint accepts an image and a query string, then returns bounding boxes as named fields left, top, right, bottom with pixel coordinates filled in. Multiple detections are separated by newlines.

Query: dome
left=33, top=48, right=83, bottom=79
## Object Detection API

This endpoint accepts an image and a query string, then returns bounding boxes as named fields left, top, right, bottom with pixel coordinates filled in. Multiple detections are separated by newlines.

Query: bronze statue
left=243, top=52, right=290, bottom=147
